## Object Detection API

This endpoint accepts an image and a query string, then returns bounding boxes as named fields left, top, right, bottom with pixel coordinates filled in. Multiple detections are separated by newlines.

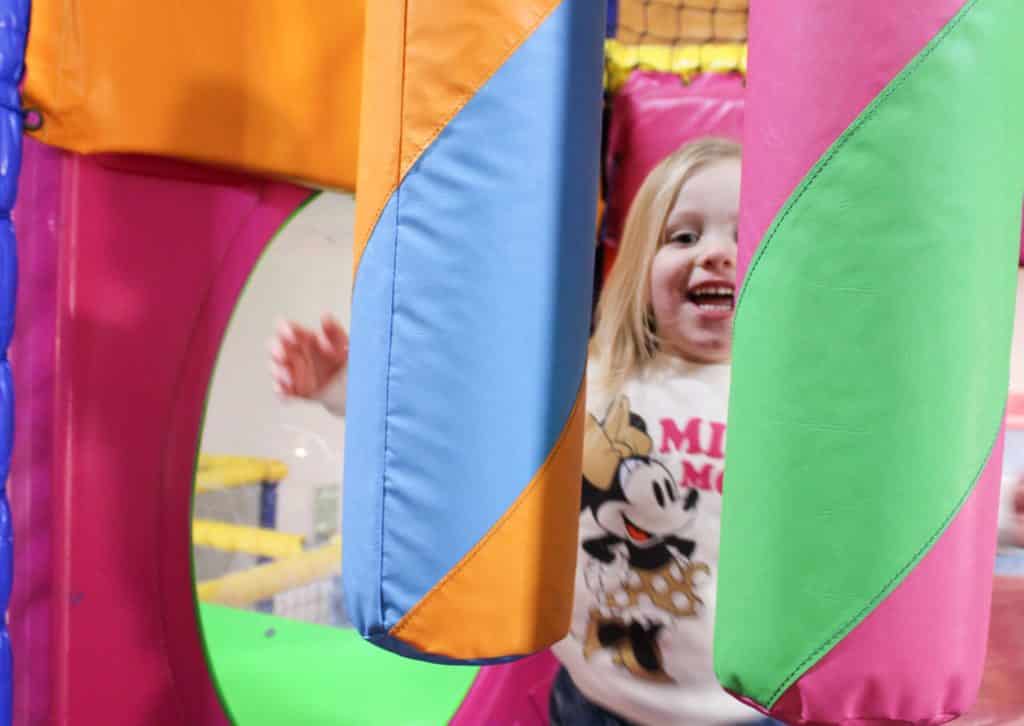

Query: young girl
left=1002, top=472, right=1024, bottom=550
left=1010, top=485, right=1024, bottom=546
left=548, top=137, right=771, bottom=726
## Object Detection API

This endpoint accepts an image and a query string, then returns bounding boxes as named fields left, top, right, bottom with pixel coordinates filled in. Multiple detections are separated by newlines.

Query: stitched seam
left=377, top=0, right=409, bottom=630
left=734, top=0, right=987, bottom=707
left=736, top=0, right=978, bottom=318
left=357, top=1, right=557, bottom=258
left=390, top=380, right=585, bottom=639
left=769, top=414, right=1002, bottom=706
left=397, top=3, right=553, bottom=171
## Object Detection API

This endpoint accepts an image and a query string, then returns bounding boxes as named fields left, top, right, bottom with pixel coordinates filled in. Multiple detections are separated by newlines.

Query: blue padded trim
left=0, top=0, right=28, bottom=717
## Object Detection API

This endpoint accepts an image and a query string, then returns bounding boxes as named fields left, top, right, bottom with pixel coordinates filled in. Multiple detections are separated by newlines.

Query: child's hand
left=1013, top=477, right=1024, bottom=548
left=269, top=314, right=349, bottom=402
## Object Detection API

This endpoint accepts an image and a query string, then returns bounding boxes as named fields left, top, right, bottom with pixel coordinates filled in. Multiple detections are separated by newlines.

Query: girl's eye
left=669, top=231, right=700, bottom=246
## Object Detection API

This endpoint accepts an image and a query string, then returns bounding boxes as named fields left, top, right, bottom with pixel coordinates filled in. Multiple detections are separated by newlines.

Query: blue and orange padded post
left=0, top=0, right=28, bottom=721
left=343, top=0, right=605, bottom=663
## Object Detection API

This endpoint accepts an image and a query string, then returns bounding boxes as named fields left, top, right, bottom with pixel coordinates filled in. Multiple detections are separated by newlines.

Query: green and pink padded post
left=716, top=1, right=1024, bottom=724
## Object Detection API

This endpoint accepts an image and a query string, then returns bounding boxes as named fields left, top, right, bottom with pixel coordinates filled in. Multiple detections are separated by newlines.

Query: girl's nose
left=699, top=237, right=736, bottom=272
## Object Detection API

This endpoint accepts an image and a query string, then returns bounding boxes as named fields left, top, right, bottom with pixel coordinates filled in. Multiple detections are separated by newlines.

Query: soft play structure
left=192, top=456, right=294, bottom=560
left=716, top=1, right=1024, bottom=724
left=4, top=1, right=1024, bottom=725
left=192, top=455, right=303, bottom=614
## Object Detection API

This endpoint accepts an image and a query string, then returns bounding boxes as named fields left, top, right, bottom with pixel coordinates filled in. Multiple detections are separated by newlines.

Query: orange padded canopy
left=23, top=0, right=364, bottom=190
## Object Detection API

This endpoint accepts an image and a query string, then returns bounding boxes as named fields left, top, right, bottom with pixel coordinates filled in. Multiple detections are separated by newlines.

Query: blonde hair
left=591, top=137, right=742, bottom=389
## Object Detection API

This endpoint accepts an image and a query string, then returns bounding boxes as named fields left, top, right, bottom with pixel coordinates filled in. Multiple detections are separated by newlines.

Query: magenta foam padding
left=603, top=71, right=743, bottom=249
left=10, top=139, right=63, bottom=726
left=450, top=650, right=560, bottom=725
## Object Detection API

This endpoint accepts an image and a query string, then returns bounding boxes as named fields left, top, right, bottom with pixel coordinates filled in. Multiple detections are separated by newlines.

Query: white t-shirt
left=552, top=354, right=758, bottom=726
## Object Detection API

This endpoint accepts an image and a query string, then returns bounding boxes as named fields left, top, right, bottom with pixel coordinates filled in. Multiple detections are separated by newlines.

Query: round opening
left=193, top=191, right=478, bottom=725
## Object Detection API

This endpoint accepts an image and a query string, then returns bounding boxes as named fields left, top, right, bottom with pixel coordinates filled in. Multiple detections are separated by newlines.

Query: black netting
left=616, top=0, right=748, bottom=45
left=270, top=579, right=340, bottom=625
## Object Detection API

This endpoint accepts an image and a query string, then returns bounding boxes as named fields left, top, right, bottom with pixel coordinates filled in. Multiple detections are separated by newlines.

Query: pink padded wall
left=604, top=71, right=743, bottom=250
left=11, top=146, right=309, bottom=725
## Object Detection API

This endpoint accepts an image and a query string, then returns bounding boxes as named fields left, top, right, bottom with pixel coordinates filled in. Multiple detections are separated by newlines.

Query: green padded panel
left=199, top=605, right=478, bottom=725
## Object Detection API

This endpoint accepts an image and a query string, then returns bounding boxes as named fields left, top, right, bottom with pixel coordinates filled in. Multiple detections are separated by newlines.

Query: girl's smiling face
left=649, top=158, right=741, bottom=364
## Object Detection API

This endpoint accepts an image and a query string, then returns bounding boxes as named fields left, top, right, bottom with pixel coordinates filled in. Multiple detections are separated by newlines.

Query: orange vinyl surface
left=353, top=0, right=560, bottom=269
left=23, top=0, right=364, bottom=190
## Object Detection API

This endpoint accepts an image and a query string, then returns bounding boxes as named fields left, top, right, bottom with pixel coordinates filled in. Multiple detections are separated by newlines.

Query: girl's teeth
left=686, top=284, right=735, bottom=312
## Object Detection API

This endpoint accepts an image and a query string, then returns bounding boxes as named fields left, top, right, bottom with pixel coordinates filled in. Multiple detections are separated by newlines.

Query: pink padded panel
left=22, top=149, right=308, bottom=725
left=10, top=139, right=63, bottom=726
left=603, top=71, right=743, bottom=249
left=450, top=651, right=559, bottom=726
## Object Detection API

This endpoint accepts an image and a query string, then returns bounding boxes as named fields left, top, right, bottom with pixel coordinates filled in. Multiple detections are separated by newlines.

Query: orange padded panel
left=23, top=0, right=364, bottom=190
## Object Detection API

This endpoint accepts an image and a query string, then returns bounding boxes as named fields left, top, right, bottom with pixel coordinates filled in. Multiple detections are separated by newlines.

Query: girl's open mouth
left=686, top=282, right=735, bottom=316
